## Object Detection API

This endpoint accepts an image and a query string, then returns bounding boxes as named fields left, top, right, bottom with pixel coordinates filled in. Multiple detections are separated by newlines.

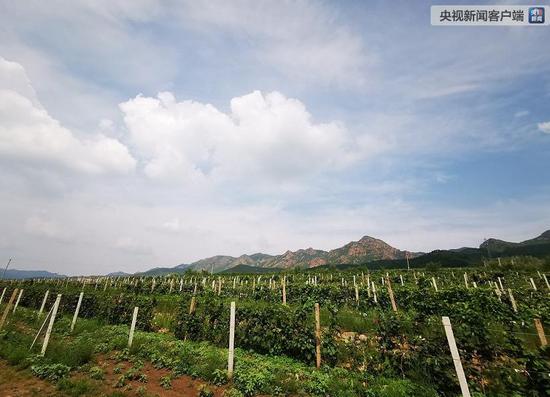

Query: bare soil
left=0, top=357, right=226, bottom=397
left=96, top=354, right=226, bottom=396
left=0, top=361, right=57, bottom=397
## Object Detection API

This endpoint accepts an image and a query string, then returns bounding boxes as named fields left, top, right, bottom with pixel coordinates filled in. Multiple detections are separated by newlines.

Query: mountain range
left=139, top=230, right=550, bottom=275
left=136, top=235, right=421, bottom=275
left=325, top=230, right=550, bottom=271
left=1, top=268, right=65, bottom=280
left=480, top=230, right=550, bottom=255
left=3, top=230, right=549, bottom=278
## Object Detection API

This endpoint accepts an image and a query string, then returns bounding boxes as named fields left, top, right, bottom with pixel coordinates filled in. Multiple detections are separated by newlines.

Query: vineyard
left=0, top=259, right=549, bottom=397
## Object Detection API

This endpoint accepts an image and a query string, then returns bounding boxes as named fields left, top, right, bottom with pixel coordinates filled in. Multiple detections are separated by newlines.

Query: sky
left=0, top=0, right=549, bottom=276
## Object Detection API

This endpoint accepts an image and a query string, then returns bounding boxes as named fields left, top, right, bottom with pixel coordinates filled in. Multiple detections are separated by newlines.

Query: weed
left=45, top=338, right=93, bottom=368
left=136, top=386, right=149, bottom=396
left=138, top=373, right=148, bottom=383
left=212, top=368, right=228, bottom=385
left=88, top=365, right=104, bottom=380
left=159, top=374, right=172, bottom=389
left=57, top=378, right=96, bottom=396
left=31, top=363, right=70, bottom=382
left=114, top=374, right=126, bottom=388
left=198, top=384, right=214, bottom=397
left=223, top=388, right=244, bottom=397
left=124, top=367, right=141, bottom=381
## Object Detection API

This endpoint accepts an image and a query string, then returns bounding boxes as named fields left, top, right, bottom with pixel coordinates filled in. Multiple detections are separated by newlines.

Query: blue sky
left=0, top=0, right=549, bottom=275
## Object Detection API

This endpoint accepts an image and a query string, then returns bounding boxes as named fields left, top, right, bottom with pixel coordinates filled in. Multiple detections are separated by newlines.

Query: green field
left=1, top=258, right=549, bottom=396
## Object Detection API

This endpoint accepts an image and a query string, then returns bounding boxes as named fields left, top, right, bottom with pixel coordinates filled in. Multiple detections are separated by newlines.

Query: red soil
left=0, top=357, right=226, bottom=397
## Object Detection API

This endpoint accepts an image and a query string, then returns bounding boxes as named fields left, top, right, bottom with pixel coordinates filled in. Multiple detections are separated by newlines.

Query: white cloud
left=0, top=57, right=136, bottom=174
left=80, top=0, right=163, bottom=22
left=98, top=118, right=115, bottom=132
left=120, top=90, right=357, bottom=183
left=435, top=172, right=452, bottom=184
left=7, top=187, right=549, bottom=275
left=514, top=110, right=529, bottom=118
left=537, top=121, right=550, bottom=134
left=114, top=236, right=152, bottom=256
left=161, top=218, right=185, bottom=233
left=24, top=216, right=67, bottom=241
left=415, top=83, right=479, bottom=99
left=0, top=58, right=41, bottom=107
left=0, top=2, right=549, bottom=277
left=178, top=1, right=370, bottom=87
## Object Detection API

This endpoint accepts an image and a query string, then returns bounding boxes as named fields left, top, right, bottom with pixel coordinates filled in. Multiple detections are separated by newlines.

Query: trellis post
left=315, top=302, right=321, bottom=369
left=387, top=277, right=398, bottom=312
left=0, top=288, right=18, bottom=330
left=534, top=318, right=547, bottom=347
left=442, top=316, right=471, bottom=397
left=70, top=292, right=84, bottom=332
left=529, top=278, right=537, bottom=291
left=13, top=288, right=24, bottom=313
left=282, top=276, right=287, bottom=305
left=228, top=301, right=236, bottom=379
left=41, top=294, right=62, bottom=356
left=508, top=289, right=518, bottom=313
left=128, top=306, right=139, bottom=348
left=497, top=277, right=504, bottom=291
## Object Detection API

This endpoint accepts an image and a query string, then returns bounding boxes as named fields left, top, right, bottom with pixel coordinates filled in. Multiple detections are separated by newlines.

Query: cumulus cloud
left=120, top=90, right=357, bottom=183
left=0, top=58, right=41, bottom=107
left=538, top=121, right=550, bottom=134
left=0, top=57, right=136, bottom=174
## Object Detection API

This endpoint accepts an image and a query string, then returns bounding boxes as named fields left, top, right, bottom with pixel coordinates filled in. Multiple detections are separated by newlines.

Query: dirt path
left=96, top=355, right=226, bottom=396
left=0, top=361, right=58, bottom=397
left=0, top=357, right=226, bottom=397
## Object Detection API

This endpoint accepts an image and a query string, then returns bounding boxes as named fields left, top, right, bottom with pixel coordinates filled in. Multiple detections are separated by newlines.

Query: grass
left=4, top=343, right=31, bottom=366
left=45, top=337, right=94, bottom=367
left=152, top=295, right=181, bottom=331
left=0, top=322, right=35, bottom=368
left=152, top=311, right=176, bottom=331
left=335, top=307, right=374, bottom=333
left=57, top=378, right=97, bottom=396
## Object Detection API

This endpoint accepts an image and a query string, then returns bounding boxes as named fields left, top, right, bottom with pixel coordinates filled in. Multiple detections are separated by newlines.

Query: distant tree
left=424, top=262, right=441, bottom=272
